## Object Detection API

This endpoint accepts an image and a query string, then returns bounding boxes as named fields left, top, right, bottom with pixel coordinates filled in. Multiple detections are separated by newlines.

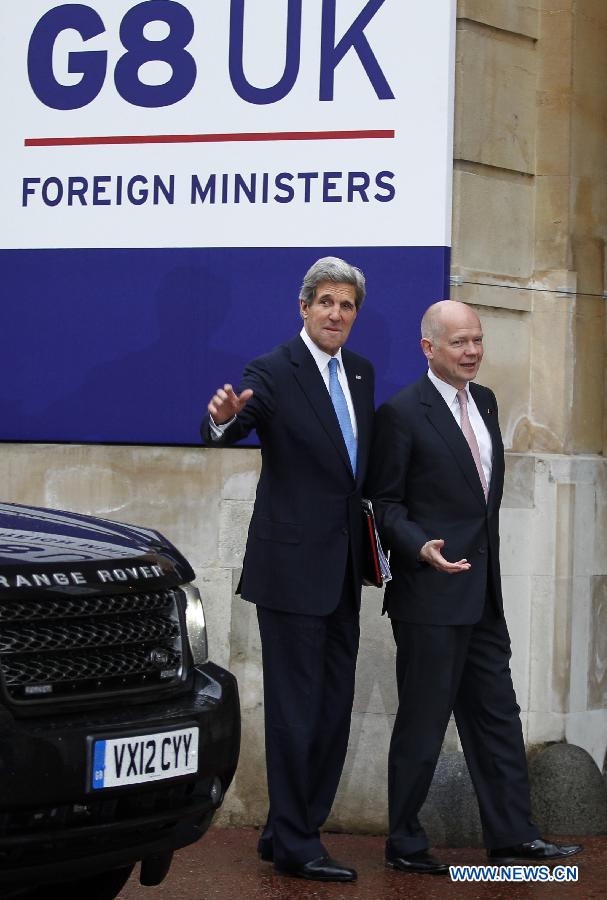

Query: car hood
left=0, top=502, right=195, bottom=594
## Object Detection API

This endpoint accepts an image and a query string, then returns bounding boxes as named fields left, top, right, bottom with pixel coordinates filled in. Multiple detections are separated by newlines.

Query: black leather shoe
left=275, top=855, right=357, bottom=881
left=385, top=848, right=448, bottom=875
left=488, top=838, right=583, bottom=863
left=257, top=840, right=273, bottom=862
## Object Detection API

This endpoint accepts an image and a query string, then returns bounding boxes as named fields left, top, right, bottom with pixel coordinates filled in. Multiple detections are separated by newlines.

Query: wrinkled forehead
left=312, top=280, right=357, bottom=301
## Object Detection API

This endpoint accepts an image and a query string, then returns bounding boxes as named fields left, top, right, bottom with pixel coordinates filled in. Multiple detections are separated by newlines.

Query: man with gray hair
left=201, top=257, right=375, bottom=881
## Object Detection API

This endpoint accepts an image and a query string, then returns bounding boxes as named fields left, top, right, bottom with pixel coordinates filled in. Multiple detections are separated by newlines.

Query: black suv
left=0, top=502, right=240, bottom=898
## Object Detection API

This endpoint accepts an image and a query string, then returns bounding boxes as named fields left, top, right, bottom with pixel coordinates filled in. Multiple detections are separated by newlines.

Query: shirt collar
left=427, top=367, right=469, bottom=407
left=300, top=327, right=343, bottom=373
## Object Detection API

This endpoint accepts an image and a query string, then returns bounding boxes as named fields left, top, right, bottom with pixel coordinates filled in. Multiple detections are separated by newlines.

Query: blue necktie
left=328, top=357, right=357, bottom=476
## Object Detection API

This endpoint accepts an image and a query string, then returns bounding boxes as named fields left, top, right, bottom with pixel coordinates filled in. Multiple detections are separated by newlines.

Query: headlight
left=183, top=583, right=208, bottom=666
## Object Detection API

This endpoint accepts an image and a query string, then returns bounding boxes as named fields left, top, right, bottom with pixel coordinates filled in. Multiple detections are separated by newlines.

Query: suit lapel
left=419, top=375, right=487, bottom=508
left=342, top=351, right=370, bottom=487
left=288, top=337, right=354, bottom=478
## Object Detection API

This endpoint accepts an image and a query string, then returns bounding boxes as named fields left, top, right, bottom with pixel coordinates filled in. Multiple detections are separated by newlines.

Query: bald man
left=366, top=301, right=581, bottom=874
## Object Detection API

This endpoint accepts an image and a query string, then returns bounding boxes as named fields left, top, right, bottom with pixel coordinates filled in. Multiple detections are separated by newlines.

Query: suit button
left=342, top=528, right=349, bottom=536
left=478, top=547, right=486, bottom=554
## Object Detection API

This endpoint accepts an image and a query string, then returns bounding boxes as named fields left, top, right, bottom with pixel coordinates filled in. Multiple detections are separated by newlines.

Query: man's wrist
left=418, top=541, right=430, bottom=563
left=209, top=413, right=236, bottom=439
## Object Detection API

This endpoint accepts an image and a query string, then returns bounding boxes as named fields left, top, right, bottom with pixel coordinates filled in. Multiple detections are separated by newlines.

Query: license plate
left=91, top=726, right=199, bottom=790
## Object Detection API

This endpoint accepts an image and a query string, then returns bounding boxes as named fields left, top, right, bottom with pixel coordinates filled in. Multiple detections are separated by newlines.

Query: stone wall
left=453, top=0, right=607, bottom=455
left=445, top=0, right=607, bottom=835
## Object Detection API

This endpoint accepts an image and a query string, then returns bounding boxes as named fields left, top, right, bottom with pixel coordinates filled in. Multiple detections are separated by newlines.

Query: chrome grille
left=0, top=589, right=185, bottom=705
left=0, top=614, right=178, bottom=654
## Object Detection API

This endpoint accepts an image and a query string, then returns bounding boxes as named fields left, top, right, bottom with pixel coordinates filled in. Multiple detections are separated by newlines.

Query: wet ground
left=119, top=827, right=606, bottom=899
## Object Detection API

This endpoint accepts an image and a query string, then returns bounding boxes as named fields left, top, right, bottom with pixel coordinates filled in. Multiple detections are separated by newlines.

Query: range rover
left=0, top=502, right=240, bottom=898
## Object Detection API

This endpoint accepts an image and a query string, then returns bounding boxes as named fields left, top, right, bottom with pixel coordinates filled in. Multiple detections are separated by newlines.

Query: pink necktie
left=457, top=389, right=488, bottom=500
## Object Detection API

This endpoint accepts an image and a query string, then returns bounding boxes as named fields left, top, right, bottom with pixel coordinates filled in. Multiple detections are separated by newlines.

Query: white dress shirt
left=299, top=328, right=357, bottom=439
left=427, top=368, right=492, bottom=487
left=209, top=329, right=358, bottom=439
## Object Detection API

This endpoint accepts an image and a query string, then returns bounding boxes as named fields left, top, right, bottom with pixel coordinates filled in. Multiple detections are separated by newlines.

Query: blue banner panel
left=0, top=246, right=448, bottom=445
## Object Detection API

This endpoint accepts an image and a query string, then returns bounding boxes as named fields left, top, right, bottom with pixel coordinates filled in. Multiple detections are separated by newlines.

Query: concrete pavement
left=119, top=826, right=606, bottom=899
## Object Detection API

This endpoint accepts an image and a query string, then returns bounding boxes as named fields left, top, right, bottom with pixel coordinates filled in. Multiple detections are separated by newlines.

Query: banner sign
left=0, top=1, right=456, bottom=443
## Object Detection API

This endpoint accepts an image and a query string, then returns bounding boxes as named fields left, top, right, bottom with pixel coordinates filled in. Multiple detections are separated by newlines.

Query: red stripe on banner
left=24, top=129, right=395, bottom=148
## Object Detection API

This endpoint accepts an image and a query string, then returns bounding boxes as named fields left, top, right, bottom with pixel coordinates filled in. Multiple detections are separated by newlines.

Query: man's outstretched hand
left=419, top=539, right=471, bottom=574
left=208, top=384, right=253, bottom=425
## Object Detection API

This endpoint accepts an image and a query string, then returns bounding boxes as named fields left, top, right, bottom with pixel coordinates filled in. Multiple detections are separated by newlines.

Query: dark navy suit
left=366, top=374, right=539, bottom=853
left=202, top=335, right=375, bottom=865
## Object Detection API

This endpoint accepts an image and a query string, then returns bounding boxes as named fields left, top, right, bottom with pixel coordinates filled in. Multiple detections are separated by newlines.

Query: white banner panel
left=0, top=1, right=456, bottom=444
left=2, top=0, right=455, bottom=249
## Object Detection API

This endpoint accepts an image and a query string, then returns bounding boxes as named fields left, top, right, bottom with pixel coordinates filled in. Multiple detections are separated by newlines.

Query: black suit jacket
left=201, top=335, right=375, bottom=615
left=365, top=374, right=504, bottom=625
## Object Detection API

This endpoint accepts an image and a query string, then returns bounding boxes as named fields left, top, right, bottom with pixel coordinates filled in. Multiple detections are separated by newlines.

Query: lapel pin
left=355, top=374, right=362, bottom=380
